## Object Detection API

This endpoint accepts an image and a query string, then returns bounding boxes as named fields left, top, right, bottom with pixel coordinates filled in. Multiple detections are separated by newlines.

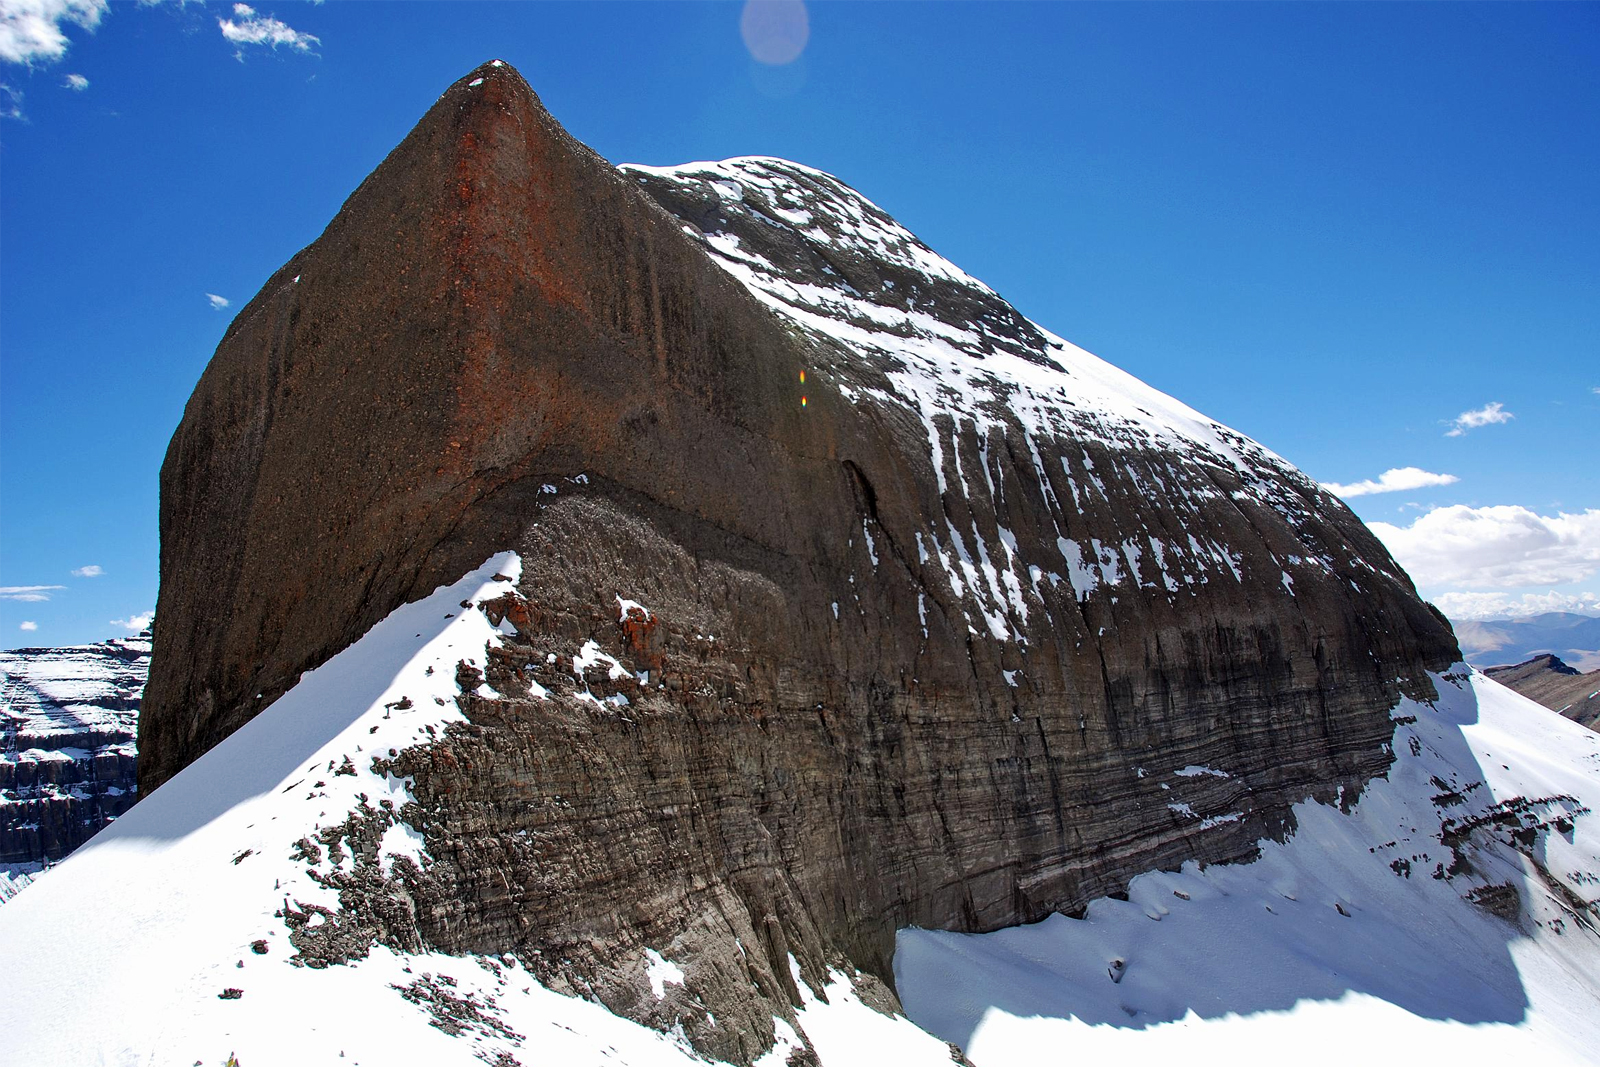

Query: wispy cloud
left=61, top=70, right=85, bottom=89
left=111, top=610, right=153, bottom=632
left=1445, top=401, right=1513, bottom=437
left=1433, top=589, right=1599, bottom=621
left=0, top=0, right=106, bottom=66
left=19, top=620, right=38, bottom=631
left=71, top=563, right=103, bottom=577
left=219, top=3, right=317, bottom=54
left=0, top=81, right=20, bottom=119
left=1321, top=467, right=1459, bottom=499
left=0, top=584, right=65, bottom=602
left=207, top=293, right=230, bottom=310
left=1370, top=505, right=1600, bottom=590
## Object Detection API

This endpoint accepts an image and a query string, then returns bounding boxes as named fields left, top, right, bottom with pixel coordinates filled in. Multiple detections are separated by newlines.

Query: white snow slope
left=897, top=666, right=1600, bottom=1065
left=0, top=555, right=954, bottom=1067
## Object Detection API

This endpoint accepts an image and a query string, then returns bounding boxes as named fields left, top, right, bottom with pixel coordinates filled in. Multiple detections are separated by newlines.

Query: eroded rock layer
left=142, top=61, right=1459, bottom=1061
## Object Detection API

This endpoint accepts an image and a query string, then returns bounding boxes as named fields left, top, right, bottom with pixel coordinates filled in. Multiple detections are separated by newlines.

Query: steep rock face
left=143, top=61, right=1459, bottom=1061
left=1, top=636, right=146, bottom=872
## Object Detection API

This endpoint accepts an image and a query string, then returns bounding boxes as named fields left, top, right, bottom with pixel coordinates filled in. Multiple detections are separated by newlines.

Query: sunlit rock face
left=1, top=635, right=146, bottom=876
left=140, top=60, right=1458, bottom=1063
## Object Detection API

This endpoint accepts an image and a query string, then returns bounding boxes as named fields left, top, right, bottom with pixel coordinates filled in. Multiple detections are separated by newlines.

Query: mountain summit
left=68, top=60, right=1512, bottom=1062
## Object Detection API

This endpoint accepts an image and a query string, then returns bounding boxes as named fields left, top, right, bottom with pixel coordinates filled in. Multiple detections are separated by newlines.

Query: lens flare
left=741, top=0, right=809, bottom=66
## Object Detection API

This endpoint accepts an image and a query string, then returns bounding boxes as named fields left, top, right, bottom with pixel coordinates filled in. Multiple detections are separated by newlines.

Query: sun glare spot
left=741, top=0, right=809, bottom=66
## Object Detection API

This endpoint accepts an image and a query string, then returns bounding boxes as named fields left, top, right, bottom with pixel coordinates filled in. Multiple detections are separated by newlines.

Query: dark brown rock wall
left=142, top=64, right=828, bottom=790
left=142, top=61, right=1460, bottom=1061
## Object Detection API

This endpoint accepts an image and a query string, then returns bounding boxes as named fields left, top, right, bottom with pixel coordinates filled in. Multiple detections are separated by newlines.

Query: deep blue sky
left=2, top=1, right=1597, bottom=644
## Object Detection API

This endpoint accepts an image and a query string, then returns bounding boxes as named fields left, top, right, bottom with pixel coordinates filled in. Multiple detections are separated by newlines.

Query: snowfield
left=0, top=555, right=1596, bottom=1065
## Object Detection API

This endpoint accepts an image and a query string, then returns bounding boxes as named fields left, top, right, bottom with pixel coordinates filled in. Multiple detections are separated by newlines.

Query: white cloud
left=207, top=293, right=230, bottom=309
left=61, top=70, right=84, bottom=89
left=1445, top=401, right=1513, bottom=437
left=0, top=584, right=65, bottom=601
left=111, top=610, right=153, bottom=632
left=1433, top=589, right=1600, bottom=621
left=19, top=620, right=38, bottom=631
left=0, top=81, right=20, bottom=119
left=71, top=563, right=103, bottom=577
left=1370, top=505, right=1600, bottom=590
left=1321, top=466, right=1459, bottom=499
left=218, top=3, right=317, bottom=53
left=0, top=0, right=105, bottom=65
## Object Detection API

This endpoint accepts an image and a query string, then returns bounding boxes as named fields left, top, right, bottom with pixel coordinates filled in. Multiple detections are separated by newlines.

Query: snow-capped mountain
left=4, top=60, right=1593, bottom=1066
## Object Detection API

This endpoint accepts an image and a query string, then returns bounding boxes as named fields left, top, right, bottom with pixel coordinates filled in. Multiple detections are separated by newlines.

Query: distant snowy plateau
left=3, top=140, right=1598, bottom=1065
left=0, top=636, right=146, bottom=902
left=0, top=556, right=1596, bottom=1065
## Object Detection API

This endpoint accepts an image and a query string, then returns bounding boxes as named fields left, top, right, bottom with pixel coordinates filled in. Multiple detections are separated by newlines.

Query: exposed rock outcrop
left=141, top=61, right=1459, bottom=1061
left=1486, top=654, right=1600, bottom=731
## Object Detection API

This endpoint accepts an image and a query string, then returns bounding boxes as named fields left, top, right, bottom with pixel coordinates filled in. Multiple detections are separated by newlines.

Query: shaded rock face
left=144, top=61, right=1459, bottom=1061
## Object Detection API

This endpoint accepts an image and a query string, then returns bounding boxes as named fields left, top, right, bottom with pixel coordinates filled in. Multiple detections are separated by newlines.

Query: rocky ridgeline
left=1486, top=654, right=1600, bottom=732
left=140, top=61, right=1458, bottom=1063
left=1, top=635, right=146, bottom=880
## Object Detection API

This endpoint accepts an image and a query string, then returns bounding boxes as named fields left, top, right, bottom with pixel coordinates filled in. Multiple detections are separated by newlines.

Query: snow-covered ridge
left=623, top=157, right=1404, bottom=641
left=0, top=556, right=957, bottom=1067
left=625, top=156, right=1003, bottom=296
left=622, top=156, right=1304, bottom=488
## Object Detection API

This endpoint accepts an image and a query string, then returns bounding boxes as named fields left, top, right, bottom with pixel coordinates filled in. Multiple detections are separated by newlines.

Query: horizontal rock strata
left=142, top=61, right=1459, bottom=1062
left=2, top=637, right=146, bottom=870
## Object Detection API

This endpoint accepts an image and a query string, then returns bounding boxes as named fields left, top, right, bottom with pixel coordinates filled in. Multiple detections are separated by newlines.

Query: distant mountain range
left=1451, top=611, right=1600, bottom=672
